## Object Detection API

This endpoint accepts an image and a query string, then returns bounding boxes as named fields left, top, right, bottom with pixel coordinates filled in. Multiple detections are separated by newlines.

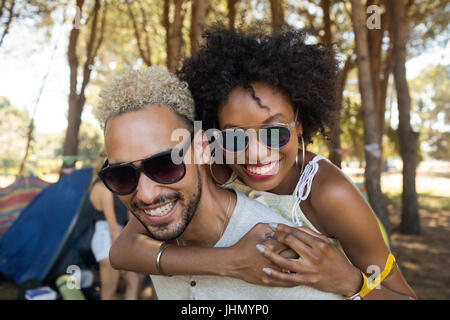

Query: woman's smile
left=241, top=160, right=279, bottom=179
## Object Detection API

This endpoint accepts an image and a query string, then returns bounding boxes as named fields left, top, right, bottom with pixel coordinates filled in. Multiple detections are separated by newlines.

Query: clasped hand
left=228, top=223, right=360, bottom=296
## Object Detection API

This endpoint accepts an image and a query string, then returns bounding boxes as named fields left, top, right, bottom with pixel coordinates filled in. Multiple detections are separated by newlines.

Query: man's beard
left=130, top=169, right=202, bottom=242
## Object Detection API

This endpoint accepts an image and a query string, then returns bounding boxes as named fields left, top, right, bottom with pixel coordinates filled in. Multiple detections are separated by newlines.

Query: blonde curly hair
left=95, top=66, right=195, bottom=130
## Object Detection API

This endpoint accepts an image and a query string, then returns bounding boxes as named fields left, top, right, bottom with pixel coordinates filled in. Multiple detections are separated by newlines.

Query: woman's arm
left=258, top=162, right=417, bottom=299
left=95, top=183, right=121, bottom=240
left=109, top=213, right=296, bottom=286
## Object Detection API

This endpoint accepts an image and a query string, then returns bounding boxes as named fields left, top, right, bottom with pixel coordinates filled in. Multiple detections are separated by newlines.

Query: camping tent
left=0, top=168, right=96, bottom=284
left=0, top=175, right=51, bottom=237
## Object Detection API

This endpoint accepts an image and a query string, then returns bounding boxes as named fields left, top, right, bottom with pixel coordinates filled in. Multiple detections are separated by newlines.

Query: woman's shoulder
left=91, top=181, right=109, bottom=193
left=307, top=154, right=376, bottom=235
left=90, top=181, right=113, bottom=203
left=300, top=151, right=362, bottom=212
left=303, top=151, right=353, bottom=194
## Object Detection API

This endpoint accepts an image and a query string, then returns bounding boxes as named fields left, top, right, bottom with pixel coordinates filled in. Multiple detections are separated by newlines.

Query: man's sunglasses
left=99, top=133, right=194, bottom=195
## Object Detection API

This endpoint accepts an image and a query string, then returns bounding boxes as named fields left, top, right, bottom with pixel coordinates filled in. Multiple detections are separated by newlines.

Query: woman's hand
left=258, top=223, right=363, bottom=297
left=224, top=223, right=300, bottom=287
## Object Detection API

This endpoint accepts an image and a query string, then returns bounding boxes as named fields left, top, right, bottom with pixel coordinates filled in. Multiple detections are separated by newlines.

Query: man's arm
left=110, top=214, right=226, bottom=275
left=109, top=214, right=294, bottom=286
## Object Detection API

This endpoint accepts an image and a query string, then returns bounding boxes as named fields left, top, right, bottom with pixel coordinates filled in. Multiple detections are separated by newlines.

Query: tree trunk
left=319, top=0, right=332, bottom=45
left=62, top=0, right=106, bottom=171
left=18, top=120, right=34, bottom=177
left=350, top=0, right=391, bottom=233
left=62, top=96, right=84, bottom=168
left=368, top=21, right=383, bottom=144
left=163, top=0, right=171, bottom=67
left=329, top=53, right=355, bottom=167
left=227, top=0, right=237, bottom=30
left=319, top=0, right=347, bottom=168
left=127, top=0, right=152, bottom=66
left=190, top=0, right=207, bottom=55
left=389, top=0, right=420, bottom=235
left=366, top=0, right=391, bottom=191
left=165, top=0, right=185, bottom=72
left=270, top=0, right=285, bottom=34
left=368, top=0, right=391, bottom=147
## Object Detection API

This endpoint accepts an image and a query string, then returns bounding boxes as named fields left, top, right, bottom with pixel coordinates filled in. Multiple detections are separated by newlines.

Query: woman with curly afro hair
left=111, top=26, right=416, bottom=299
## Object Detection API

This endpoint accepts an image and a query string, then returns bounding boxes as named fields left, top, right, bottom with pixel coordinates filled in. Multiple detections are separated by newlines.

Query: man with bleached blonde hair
left=96, top=66, right=343, bottom=300
left=95, top=65, right=195, bottom=131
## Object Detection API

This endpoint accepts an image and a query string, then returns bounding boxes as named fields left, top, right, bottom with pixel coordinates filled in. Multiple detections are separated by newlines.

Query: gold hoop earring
left=209, top=160, right=222, bottom=185
left=298, top=135, right=305, bottom=176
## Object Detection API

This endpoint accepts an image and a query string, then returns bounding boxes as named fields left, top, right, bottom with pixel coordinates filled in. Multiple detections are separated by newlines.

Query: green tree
left=0, top=97, right=30, bottom=174
left=410, top=64, right=450, bottom=160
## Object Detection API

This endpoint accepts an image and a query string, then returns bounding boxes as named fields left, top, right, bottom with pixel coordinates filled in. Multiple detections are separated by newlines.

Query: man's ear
left=193, top=130, right=211, bottom=165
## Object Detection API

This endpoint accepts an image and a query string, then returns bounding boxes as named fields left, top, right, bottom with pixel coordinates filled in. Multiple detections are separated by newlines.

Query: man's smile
left=143, top=200, right=177, bottom=217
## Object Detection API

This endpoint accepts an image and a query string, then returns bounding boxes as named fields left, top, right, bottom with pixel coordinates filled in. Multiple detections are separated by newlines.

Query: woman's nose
left=247, top=131, right=271, bottom=164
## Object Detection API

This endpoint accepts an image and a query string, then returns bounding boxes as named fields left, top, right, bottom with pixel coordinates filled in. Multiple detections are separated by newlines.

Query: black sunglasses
left=217, top=110, right=298, bottom=153
left=99, top=132, right=194, bottom=195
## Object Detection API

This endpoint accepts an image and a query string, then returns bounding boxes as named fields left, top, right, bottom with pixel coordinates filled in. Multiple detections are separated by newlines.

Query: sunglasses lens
left=144, top=153, right=185, bottom=183
left=222, top=129, right=249, bottom=152
left=102, top=165, right=137, bottom=194
left=261, top=127, right=291, bottom=148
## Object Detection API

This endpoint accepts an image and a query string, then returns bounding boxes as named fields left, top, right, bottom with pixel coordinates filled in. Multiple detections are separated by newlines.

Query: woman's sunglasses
left=99, top=133, right=193, bottom=195
left=217, top=113, right=298, bottom=153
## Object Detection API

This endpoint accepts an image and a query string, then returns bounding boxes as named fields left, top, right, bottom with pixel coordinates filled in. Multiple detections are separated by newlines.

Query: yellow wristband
left=349, top=253, right=397, bottom=300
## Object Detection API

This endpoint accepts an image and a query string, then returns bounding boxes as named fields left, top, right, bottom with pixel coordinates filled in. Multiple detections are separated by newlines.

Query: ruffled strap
left=291, top=155, right=328, bottom=226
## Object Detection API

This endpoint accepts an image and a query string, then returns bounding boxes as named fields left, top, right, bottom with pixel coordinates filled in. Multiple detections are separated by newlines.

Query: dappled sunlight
left=389, top=200, right=450, bottom=299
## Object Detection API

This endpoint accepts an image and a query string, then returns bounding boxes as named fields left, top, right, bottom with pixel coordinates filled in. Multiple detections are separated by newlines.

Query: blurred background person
left=89, top=154, right=144, bottom=300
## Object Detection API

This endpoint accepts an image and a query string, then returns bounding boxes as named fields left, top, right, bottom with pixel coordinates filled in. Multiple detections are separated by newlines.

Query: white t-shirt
left=150, top=190, right=344, bottom=300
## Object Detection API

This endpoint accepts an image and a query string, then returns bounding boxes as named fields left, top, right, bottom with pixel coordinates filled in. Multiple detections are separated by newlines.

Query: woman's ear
left=193, top=130, right=211, bottom=165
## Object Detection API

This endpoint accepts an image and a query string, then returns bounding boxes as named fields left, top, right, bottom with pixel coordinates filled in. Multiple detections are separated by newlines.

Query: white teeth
left=144, top=201, right=175, bottom=217
left=245, top=162, right=277, bottom=175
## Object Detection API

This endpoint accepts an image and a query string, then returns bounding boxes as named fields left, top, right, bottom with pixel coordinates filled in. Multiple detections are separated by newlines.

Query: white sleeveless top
left=150, top=190, right=343, bottom=300
left=223, top=155, right=344, bottom=250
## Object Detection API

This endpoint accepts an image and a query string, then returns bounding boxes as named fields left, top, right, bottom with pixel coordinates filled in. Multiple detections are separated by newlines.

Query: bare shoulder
left=91, top=181, right=110, bottom=195
left=307, top=155, right=377, bottom=238
left=90, top=182, right=113, bottom=208
left=312, top=157, right=360, bottom=201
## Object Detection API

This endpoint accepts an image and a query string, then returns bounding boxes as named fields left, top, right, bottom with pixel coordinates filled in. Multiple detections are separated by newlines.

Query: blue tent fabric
left=0, top=168, right=93, bottom=284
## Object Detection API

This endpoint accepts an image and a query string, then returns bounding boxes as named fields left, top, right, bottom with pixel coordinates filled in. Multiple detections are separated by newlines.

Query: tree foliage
left=0, top=97, right=30, bottom=173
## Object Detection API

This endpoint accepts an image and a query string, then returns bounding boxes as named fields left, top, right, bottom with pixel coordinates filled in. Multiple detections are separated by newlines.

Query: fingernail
left=268, top=223, right=278, bottom=229
left=262, top=268, right=272, bottom=275
left=256, top=244, right=265, bottom=253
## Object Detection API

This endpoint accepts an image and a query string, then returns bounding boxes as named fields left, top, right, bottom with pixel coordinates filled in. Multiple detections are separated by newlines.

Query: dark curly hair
left=177, top=25, right=339, bottom=144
